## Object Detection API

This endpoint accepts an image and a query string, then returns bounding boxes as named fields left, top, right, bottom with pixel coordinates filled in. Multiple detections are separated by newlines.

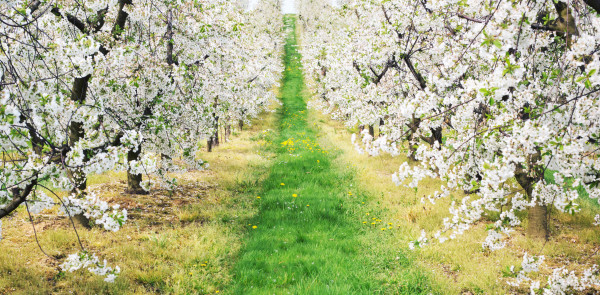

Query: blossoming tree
left=300, top=0, right=600, bottom=291
left=0, top=0, right=283, bottom=282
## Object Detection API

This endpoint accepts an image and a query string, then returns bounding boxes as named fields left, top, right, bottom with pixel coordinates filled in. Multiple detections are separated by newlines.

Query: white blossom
left=60, top=252, right=121, bottom=283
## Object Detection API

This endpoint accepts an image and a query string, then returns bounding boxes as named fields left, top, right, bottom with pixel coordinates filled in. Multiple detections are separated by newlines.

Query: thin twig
left=36, top=184, right=85, bottom=251
left=25, top=200, right=58, bottom=261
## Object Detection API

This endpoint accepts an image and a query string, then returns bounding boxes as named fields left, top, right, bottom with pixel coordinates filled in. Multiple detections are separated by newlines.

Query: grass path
left=227, top=16, right=433, bottom=294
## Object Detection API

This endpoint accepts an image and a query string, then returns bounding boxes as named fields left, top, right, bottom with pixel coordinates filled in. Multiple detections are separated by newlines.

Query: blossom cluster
left=62, top=192, right=128, bottom=232
left=508, top=253, right=600, bottom=294
left=60, top=252, right=121, bottom=283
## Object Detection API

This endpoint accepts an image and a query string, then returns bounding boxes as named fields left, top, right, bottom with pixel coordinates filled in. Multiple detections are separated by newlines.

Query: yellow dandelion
left=306, top=204, right=310, bottom=207
left=388, top=223, right=393, bottom=225
left=257, top=196, right=261, bottom=199
left=363, top=221, right=367, bottom=224
left=381, top=228, right=386, bottom=231
left=281, top=183, right=285, bottom=186
left=252, top=225, right=257, bottom=229
left=292, top=194, right=297, bottom=197
left=389, top=226, right=393, bottom=229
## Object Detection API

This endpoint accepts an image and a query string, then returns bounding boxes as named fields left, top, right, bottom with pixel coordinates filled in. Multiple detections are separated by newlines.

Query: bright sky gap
left=281, top=0, right=297, bottom=14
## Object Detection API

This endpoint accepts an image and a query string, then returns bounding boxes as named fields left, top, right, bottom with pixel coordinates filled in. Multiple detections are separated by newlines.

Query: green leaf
left=493, top=40, right=502, bottom=49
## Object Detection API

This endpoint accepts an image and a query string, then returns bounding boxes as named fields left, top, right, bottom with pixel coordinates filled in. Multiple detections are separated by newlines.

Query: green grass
left=544, top=169, right=600, bottom=209
left=227, top=16, right=433, bottom=294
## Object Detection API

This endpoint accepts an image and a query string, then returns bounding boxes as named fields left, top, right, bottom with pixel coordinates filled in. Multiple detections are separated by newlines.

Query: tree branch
left=0, top=181, right=37, bottom=218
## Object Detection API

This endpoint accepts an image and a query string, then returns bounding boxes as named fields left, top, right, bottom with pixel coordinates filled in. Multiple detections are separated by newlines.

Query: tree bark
left=112, top=0, right=132, bottom=38
left=126, top=147, right=147, bottom=194
left=515, top=151, right=547, bottom=240
left=210, top=97, right=219, bottom=150
left=527, top=204, right=548, bottom=240
left=408, top=143, right=418, bottom=161
left=67, top=75, right=91, bottom=228
left=406, top=117, right=420, bottom=161
left=225, top=124, right=231, bottom=142
left=402, top=54, right=427, bottom=90
left=0, top=184, right=36, bottom=219
left=65, top=0, right=131, bottom=226
left=421, top=127, right=443, bottom=149
left=67, top=75, right=90, bottom=194
left=213, top=128, right=219, bottom=147
left=207, top=138, right=213, bottom=152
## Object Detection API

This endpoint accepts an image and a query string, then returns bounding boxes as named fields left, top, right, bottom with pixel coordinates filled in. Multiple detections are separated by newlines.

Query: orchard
left=1, top=0, right=599, bottom=293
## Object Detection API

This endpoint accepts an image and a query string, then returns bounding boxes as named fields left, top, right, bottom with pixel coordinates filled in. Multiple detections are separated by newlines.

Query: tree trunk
left=64, top=1, right=132, bottom=228
left=227, top=125, right=231, bottom=142
left=408, top=143, right=418, bottom=161
left=207, top=138, right=213, bottom=152
left=68, top=76, right=91, bottom=196
left=421, top=127, right=443, bottom=149
left=213, top=128, right=219, bottom=147
left=406, top=117, right=421, bottom=161
left=515, top=150, right=547, bottom=240
left=369, top=125, right=375, bottom=137
left=67, top=122, right=87, bottom=194
left=126, top=147, right=147, bottom=194
left=238, top=120, right=244, bottom=130
left=528, top=204, right=548, bottom=240
left=219, top=126, right=224, bottom=144
left=68, top=76, right=91, bottom=228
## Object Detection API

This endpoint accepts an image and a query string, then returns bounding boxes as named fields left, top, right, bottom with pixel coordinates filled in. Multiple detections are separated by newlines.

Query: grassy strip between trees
left=226, top=16, right=433, bottom=294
